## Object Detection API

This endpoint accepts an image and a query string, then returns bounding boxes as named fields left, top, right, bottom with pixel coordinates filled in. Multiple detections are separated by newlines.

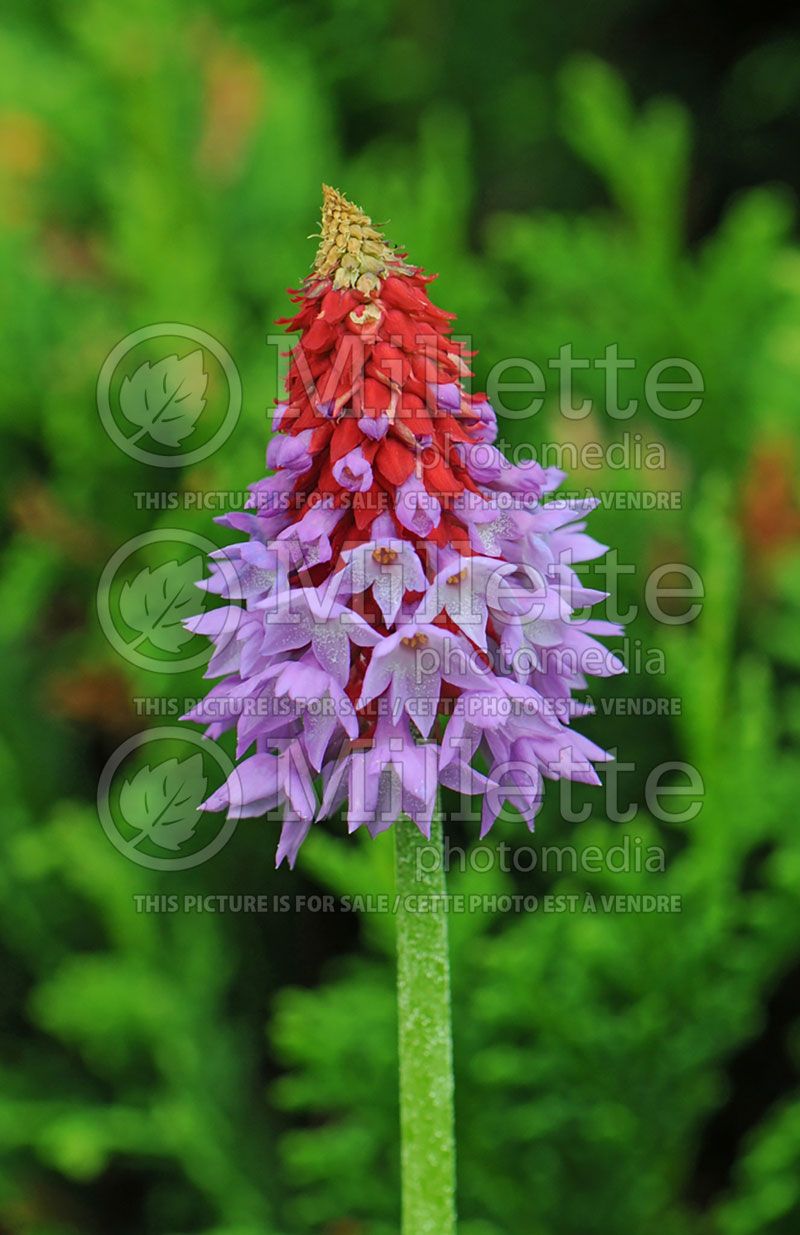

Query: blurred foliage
left=275, top=488, right=800, bottom=1235
left=1, top=0, right=800, bottom=1233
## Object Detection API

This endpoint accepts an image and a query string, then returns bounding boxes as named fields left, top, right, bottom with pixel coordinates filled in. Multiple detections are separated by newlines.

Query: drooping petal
left=395, top=474, right=441, bottom=536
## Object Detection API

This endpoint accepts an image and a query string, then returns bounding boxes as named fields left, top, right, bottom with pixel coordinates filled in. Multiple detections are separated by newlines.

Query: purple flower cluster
left=184, top=193, right=624, bottom=865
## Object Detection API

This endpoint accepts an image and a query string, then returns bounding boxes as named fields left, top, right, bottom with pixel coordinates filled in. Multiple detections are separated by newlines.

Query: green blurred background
left=3, top=1, right=800, bottom=1232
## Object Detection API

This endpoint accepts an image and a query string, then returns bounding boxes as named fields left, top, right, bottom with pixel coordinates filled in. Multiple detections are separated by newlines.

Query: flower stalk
left=186, top=183, right=623, bottom=1233
left=395, top=804, right=457, bottom=1235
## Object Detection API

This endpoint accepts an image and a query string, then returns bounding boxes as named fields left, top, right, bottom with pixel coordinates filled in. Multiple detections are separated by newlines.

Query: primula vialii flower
left=185, top=186, right=624, bottom=865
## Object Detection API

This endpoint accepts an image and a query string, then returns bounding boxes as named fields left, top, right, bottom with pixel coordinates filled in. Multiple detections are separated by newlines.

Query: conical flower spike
left=186, top=188, right=623, bottom=865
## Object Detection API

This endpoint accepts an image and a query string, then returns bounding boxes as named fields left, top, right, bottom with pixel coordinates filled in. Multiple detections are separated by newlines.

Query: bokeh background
left=3, top=1, right=800, bottom=1232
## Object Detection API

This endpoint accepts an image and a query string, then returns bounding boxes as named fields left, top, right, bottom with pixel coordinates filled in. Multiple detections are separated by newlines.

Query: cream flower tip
left=313, top=184, right=412, bottom=289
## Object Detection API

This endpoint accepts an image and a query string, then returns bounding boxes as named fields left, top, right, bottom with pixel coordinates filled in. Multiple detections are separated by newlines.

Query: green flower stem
left=394, top=807, right=457, bottom=1235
